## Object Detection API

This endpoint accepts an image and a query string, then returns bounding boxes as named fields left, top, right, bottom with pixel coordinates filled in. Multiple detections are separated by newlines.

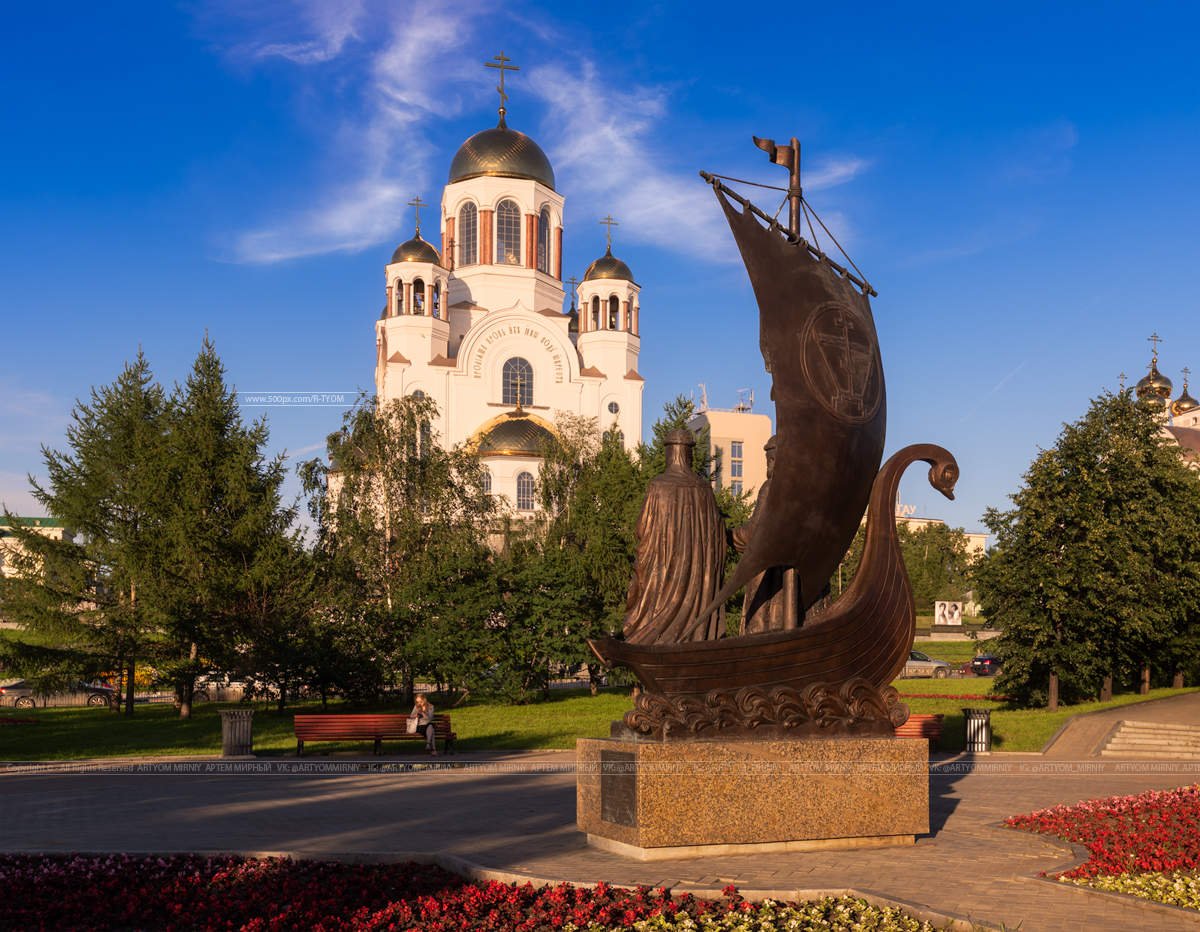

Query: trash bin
left=220, top=709, right=254, bottom=757
left=962, top=707, right=991, bottom=753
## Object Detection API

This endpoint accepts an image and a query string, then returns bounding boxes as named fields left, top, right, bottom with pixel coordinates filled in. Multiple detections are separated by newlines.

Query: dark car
left=971, top=655, right=1002, bottom=676
left=0, top=679, right=116, bottom=709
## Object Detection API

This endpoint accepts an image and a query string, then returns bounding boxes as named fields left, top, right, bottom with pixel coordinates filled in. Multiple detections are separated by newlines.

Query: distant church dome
left=1173, top=384, right=1199, bottom=416
left=449, top=122, right=555, bottom=190
left=583, top=246, right=634, bottom=283
left=391, top=233, right=442, bottom=266
left=1135, top=361, right=1173, bottom=404
left=477, top=413, right=554, bottom=457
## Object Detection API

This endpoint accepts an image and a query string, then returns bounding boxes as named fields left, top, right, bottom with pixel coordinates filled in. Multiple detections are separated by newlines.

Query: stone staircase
left=1099, top=720, right=1200, bottom=759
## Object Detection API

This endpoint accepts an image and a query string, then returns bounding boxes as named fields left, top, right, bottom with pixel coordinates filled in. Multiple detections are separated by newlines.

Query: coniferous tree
left=977, top=390, right=1200, bottom=706
left=1, top=353, right=171, bottom=715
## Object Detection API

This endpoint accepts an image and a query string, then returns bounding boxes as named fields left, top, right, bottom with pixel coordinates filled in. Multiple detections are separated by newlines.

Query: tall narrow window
left=431, top=283, right=441, bottom=319
left=591, top=296, right=600, bottom=331
left=496, top=199, right=521, bottom=265
left=482, top=469, right=493, bottom=494
left=502, top=357, right=533, bottom=406
left=537, top=208, right=551, bottom=273
left=458, top=203, right=478, bottom=266
left=608, top=295, right=620, bottom=330
left=395, top=281, right=404, bottom=315
left=412, top=278, right=425, bottom=315
left=730, top=440, right=744, bottom=496
left=516, top=471, right=536, bottom=511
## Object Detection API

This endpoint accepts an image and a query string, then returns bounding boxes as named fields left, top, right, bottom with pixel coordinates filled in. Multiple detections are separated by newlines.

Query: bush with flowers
left=0, top=855, right=948, bottom=930
left=1005, top=783, right=1200, bottom=910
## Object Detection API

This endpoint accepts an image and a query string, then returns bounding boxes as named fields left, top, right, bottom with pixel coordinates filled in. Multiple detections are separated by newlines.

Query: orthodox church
left=373, top=54, right=644, bottom=512
left=1132, top=333, right=1200, bottom=460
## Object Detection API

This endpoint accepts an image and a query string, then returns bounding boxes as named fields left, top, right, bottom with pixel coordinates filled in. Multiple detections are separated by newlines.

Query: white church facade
left=372, top=56, right=644, bottom=512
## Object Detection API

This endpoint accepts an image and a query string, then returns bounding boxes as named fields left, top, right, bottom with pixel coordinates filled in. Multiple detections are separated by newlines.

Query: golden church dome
left=583, top=246, right=634, bottom=283
left=1173, top=377, right=1199, bottom=416
left=1135, top=363, right=1173, bottom=403
left=477, top=413, right=554, bottom=457
left=448, top=122, right=555, bottom=190
left=390, top=233, right=442, bottom=266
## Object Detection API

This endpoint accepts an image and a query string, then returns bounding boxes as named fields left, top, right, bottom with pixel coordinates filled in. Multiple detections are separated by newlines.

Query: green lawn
left=1, top=685, right=1194, bottom=760
left=911, top=639, right=994, bottom=665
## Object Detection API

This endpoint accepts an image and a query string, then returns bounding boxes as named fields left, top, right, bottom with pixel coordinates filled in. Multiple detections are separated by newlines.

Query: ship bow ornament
left=588, top=137, right=959, bottom=741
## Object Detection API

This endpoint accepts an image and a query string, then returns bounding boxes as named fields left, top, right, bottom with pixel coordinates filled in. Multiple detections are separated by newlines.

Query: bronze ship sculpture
left=588, top=136, right=960, bottom=741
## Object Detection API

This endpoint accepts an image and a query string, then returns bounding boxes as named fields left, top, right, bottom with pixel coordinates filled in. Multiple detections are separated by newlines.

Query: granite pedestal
left=577, top=736, right=928, bottom=860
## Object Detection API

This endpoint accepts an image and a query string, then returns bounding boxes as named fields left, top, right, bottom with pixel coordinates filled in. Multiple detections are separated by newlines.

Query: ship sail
left=691, top=177, right=887, bottom=625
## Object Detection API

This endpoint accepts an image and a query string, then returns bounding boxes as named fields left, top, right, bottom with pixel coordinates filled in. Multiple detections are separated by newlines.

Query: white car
left=903, top=650, right=952, bottom=678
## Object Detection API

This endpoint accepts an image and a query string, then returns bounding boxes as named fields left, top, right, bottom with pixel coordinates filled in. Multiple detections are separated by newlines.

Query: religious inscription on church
left=470, top=324, right=565, bottom=383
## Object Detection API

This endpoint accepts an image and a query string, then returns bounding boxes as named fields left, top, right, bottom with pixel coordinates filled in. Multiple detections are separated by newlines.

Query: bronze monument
left=588, top=135, right=960, bottom=742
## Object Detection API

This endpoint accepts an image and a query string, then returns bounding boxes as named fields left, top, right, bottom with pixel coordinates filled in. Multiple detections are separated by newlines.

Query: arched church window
left=537, top=208, right=551, bottom=274
left=502, top=357, right=533, bottom=407
left=395, top=281, right=404, bottom=315
left=432, top=282, right=441, bottom=319
left=591, top=296, right=601, bottom=331
left=412, top=278, right=425, bottom=315
left=411, top=390, right=426, bottom=400
left=496, top=199, right=521, bottom=265
left=608, top=295, right=620, bottom=330
left=482, top=468, right=492, bottom=494
left=516, top=471, right=535, bottom=511
left=458, top=203, right=478, bottom=266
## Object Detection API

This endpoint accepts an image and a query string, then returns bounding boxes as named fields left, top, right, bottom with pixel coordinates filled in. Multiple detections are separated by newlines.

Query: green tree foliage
left=977, top=391, right=1200, bottom=706
left=157, top=338, right=294, bottom=717
left=1, top=353, right=171, bottom=714
left=899, top=523, right=976, bottom=612
left=300, top=394, right=495, bottom=701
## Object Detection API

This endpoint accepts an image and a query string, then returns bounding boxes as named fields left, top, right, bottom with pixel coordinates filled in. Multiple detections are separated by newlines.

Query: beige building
left=893, top=506, right=988, bottom=558
left=373, top=60, right=644, bottom=513
left=688, top=394, right=773, bottom=498
left=0, top=517, right=72, bottom=580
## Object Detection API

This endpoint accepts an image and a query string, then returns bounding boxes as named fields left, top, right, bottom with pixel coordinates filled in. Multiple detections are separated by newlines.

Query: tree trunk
left=1174, top=670, right=1185, bottom=689
left=1100, top=675, right=1113, bottom=703
left=1048, top=671, right=1059, bottom=711
left=1140, top=662, right=1151, bottom=695
left=178, top=642, right=198, bottom=720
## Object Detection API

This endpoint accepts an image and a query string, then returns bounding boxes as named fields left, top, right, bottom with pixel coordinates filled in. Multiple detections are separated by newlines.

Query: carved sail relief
left=692, top=183, right=887, bottom=621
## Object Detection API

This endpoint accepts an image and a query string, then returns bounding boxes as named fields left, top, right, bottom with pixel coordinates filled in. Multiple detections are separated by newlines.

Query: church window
left=496, top=199, right=522, bottom=265
left=607, top=401, right=620, bottom=415
left=608, top=295, right=620, bottom=330
left=516, top=471, right=536, bottom=511
left=411, top=390, right=426, bottom=400
left=432, top=282, right=441, bottom=319
left=412, top=278, right=425, bottom=315
left=591, top=296, right=600, bottom=331
left=537, top=207, right=551, bottom=273
left=458, top=203, right=478, bottom=266
left=395, top=282, right=404, bottom=314
left=482, top=468, right=492, bottom=494
left=502, top=357, right=533, bottom=406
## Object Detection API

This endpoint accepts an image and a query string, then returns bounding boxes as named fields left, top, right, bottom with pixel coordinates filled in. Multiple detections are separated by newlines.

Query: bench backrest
left=294, top=713, right=452, bottom=739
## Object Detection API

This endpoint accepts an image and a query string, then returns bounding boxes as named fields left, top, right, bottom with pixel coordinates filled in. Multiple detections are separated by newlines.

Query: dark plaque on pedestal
left=599, top=750, right=636, bottom=827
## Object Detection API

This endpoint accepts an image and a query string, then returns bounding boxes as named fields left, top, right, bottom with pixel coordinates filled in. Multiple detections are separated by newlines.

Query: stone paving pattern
left=5, top=696, right=1200, bottom=930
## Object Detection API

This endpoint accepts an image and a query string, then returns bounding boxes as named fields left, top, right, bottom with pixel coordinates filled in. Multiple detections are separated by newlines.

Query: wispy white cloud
left=241, top=2, right=365, bottom=64
left=1003, top=120, right=1078, bottom=183
left=225, top=0, right=483, bottom=263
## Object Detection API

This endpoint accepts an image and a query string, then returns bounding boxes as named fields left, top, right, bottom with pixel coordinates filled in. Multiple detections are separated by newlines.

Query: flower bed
left=1006, top=784, right=1200, bottom=911
left=0, top=855, right=945, bottom=930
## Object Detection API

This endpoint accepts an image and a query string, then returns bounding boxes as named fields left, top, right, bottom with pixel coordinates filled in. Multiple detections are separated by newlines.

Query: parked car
left=0, top=680, right=115, bottom=708
left=971, top=654, right=1003, bottom=676
left=903, top=650, right=952, bottom=678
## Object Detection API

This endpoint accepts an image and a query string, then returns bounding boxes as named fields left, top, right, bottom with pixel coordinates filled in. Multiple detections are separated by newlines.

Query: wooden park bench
left=895, top=713, right=944, bottom=750
left=294, top=713, right=456, bottom=756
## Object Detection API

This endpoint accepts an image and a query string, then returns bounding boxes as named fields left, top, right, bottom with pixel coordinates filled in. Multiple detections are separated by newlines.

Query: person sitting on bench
left=410, top=694, right=437, bottom=755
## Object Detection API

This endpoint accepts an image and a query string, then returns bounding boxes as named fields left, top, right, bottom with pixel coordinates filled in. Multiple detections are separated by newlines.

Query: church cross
left=1149, top=331, right=1163, bottom=364
left=1119, top=371, right=1127, bottom=391
left=599, top=215, right=619, bottom=250
left=408, top=196, right=427, bottom=235
left=485, top=52, right=520, bottom=124
left=565, top=275, right=579, bottom=310
left=1184, top=366, right=1191, bottom=389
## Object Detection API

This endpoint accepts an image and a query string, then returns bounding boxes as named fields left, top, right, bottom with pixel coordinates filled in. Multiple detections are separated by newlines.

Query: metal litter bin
left=220, top=709, right=255, bottom=757
left=962, top=707, right=992, bottom=754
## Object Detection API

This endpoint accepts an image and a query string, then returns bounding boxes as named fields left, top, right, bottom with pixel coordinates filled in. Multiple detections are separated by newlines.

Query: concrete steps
left=1100, top=720, right=1200, bottom=759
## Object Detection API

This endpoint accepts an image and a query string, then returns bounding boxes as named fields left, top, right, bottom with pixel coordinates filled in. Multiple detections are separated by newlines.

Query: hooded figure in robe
left=623, top=429, right=726, bottom=644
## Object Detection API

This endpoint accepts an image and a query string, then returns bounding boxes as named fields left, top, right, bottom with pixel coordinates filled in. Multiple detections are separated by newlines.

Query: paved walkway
left=1043, top=691, right=1200, bottom=758
left=3, top=749, right=1200, bottom=930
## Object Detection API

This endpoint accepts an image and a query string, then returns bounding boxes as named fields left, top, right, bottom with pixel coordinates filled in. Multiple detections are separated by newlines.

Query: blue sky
left=3, top=1, right=1200, bottom=534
